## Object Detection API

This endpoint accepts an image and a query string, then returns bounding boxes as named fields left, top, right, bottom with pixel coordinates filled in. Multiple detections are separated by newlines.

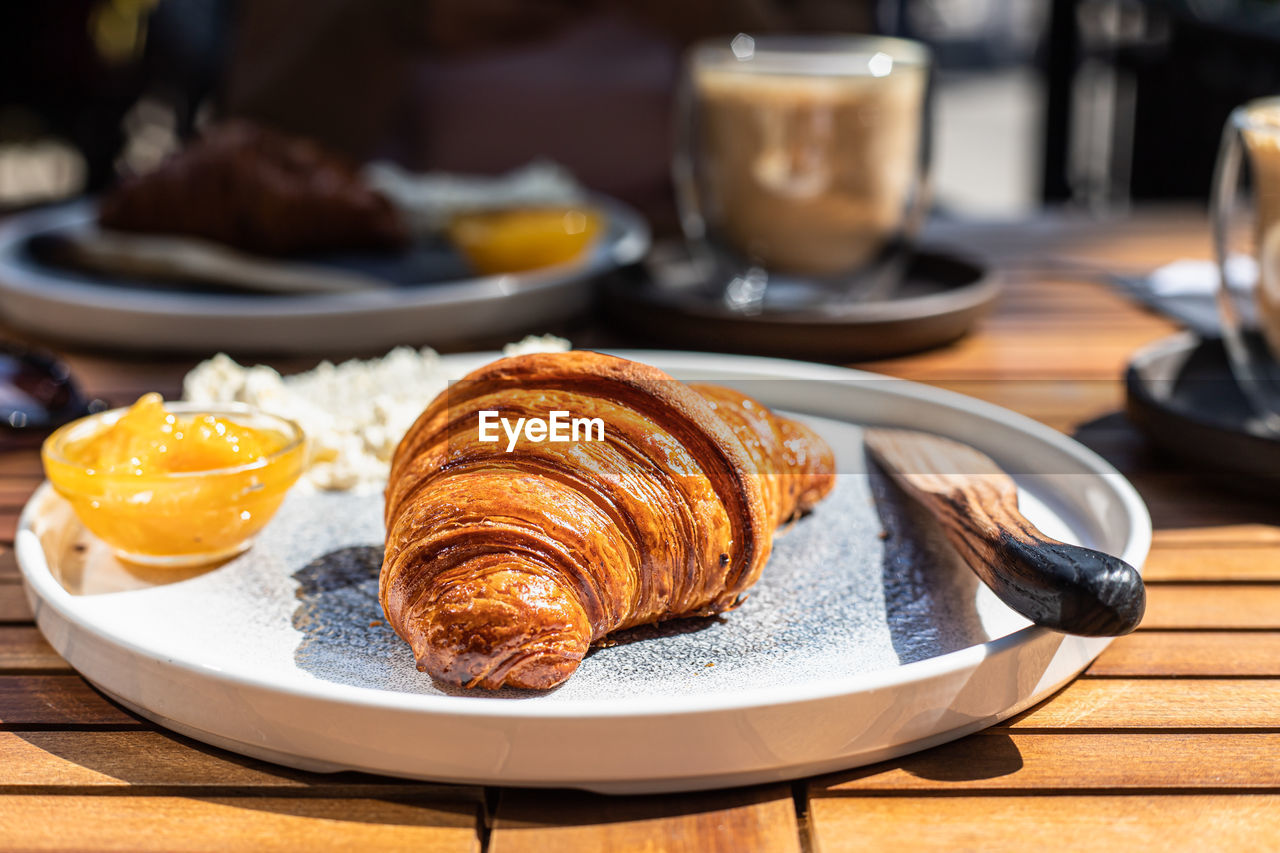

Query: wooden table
left=2, top=208, right=1278, bottom=851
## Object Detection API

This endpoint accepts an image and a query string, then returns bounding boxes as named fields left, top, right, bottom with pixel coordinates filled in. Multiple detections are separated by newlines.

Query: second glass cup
left=675, top=34, right=932, bottom=310
left=1212, top=96, right=1280, bottom=433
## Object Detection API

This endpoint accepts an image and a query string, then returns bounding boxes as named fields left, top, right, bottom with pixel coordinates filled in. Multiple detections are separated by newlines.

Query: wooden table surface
left=2, top=208, right=1278, bottom=851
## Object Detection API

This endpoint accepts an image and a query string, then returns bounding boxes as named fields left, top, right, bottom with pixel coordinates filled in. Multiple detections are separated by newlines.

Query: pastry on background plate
left=99, top=119, right=407, bottom=256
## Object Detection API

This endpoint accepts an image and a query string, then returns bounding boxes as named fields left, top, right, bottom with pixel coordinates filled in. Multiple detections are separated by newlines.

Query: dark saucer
left=600, top=245, right=1000, bottom=361
left=1125, top=333, right=1280, bottom=491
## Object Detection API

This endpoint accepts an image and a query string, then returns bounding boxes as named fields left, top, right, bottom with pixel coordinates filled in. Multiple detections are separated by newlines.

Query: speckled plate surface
left=17, top=351, right=1150, bottom=793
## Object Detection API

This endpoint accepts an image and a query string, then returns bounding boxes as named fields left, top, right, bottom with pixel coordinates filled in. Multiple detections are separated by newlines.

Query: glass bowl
left=41, top=402, right=308, bottom=567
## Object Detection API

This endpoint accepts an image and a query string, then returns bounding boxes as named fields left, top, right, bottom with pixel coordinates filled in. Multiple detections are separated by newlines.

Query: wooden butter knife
left=863, top=427, right=1146, bottom=636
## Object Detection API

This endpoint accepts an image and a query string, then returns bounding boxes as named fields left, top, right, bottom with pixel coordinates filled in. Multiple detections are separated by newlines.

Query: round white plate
left=0, top=200, right=649, bottom=354
left=17, top=351, right=1150, bottom=794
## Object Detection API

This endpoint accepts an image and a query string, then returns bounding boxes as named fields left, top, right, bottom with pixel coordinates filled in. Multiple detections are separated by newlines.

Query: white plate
left=0, top=200, right=649, bottom=354
left=17, top=351, right=1150, bottom=793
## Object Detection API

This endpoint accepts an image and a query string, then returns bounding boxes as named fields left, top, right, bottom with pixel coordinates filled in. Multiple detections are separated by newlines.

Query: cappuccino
left=689, top=42, right=927, bottom=280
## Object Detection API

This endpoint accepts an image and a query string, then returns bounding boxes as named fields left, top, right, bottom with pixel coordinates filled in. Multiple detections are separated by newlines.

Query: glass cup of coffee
left=1212, top=96, right=1280, bottom=433
left=674, top=34, right=931, bottom=311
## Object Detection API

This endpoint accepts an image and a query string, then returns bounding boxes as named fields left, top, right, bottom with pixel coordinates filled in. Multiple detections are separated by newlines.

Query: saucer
left=1125, top=332, right=1280, bottom=492
left=600, top=245, right=999, bottom=360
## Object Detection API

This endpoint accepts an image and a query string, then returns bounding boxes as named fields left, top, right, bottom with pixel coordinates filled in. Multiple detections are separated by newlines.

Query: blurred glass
left=674, top=34, right=931, bottom=311
left=1212, top=96, right=1280, bottom=434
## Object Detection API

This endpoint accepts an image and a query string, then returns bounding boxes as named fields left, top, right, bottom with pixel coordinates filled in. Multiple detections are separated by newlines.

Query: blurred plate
left=18, top=350, right=1149, bottom=793
left=602, top=245, right=999, bottom=360
left=0, top=199, right=649, bottom=354
left=1125, top=332, right=1280, bottom=494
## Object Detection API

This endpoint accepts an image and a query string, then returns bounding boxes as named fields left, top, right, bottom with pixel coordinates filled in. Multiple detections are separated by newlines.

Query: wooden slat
left=0, top=676, right=142, bottom=727
left=862, top=325, right=1175, bottom=382
left=1141, top=585, right=1280, bottom=630
left=0, top=479, right=36, bottom=508
left=1144, top=546, right=1280, bottom=581
left=0, top=627, right=66, bottom=671
left=813, top=732, right=1280, bottom=792
left=1134, top=477, right=1280, bottom=534
left=1005, top=679, right=1280, bottom=730
left=61, top=352, right=193, bottom=399
left=0, top=454, right=43, bottom=477
left=0, top=547, right=17, bottom=583
left=0, top=796, right=480, bottom=852
left=490, top=786, right=800, bottom=853
left=0, top=584, right=30, bottom=622
left=807, top=794, right=1280, bottom=853
left=1090, top=632, right=1280, bottom=677
left=1152, top=525, right=1280, bottom=547
left=0, top=730, right=480, bottom=797
left=1066, top=417, right=1162, bottom=476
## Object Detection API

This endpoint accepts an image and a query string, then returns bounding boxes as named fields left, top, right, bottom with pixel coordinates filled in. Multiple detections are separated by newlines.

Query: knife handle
left=934, top=493, right=1146, bottom=636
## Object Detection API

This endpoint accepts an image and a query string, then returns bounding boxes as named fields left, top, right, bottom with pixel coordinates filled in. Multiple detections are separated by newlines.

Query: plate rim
left=18, top=349, right=1151, bottom=722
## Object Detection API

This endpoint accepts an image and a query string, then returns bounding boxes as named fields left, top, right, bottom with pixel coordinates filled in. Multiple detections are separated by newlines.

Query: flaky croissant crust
left=381, top=351, right=834, bottom=689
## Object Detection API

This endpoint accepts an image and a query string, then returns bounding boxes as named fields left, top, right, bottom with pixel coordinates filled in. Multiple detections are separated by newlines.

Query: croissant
left=99, top=120, right=407, bottom=255
left=380, top=351, right=835, bottom=689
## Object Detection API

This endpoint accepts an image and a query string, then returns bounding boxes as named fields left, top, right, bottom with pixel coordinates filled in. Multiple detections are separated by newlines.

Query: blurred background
left=4, top=0, right=1280, bottom=227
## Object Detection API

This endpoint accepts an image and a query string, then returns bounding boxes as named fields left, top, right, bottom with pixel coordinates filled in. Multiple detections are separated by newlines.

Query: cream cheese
left=182, top=335, right=571, bottom=491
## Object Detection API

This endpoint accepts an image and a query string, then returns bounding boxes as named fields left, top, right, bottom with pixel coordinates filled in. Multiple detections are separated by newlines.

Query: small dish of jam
left=41, top=393, right=307, bottom=567
left=448, top=207, right=603, bottom=275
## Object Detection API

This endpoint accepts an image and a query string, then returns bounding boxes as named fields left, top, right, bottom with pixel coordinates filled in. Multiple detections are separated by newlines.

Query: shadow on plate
left=290, top=544, right=420, bottom=688
left=292, top=545, right=577, bottom=699
left=289, top=544, right=723, bottom=696
left=868, top=457, right=986, bottom=666
left=586, top=616, right=724, bottom=655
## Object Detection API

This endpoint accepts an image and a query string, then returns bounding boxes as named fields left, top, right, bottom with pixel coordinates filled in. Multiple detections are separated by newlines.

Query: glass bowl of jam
left=41, top=394, right=308, bottom=567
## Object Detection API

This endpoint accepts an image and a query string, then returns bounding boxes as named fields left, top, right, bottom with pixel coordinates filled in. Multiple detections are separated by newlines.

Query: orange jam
left=448, top=207, right=602, bottom=275
left=42, top=394, right=307, bottom=566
